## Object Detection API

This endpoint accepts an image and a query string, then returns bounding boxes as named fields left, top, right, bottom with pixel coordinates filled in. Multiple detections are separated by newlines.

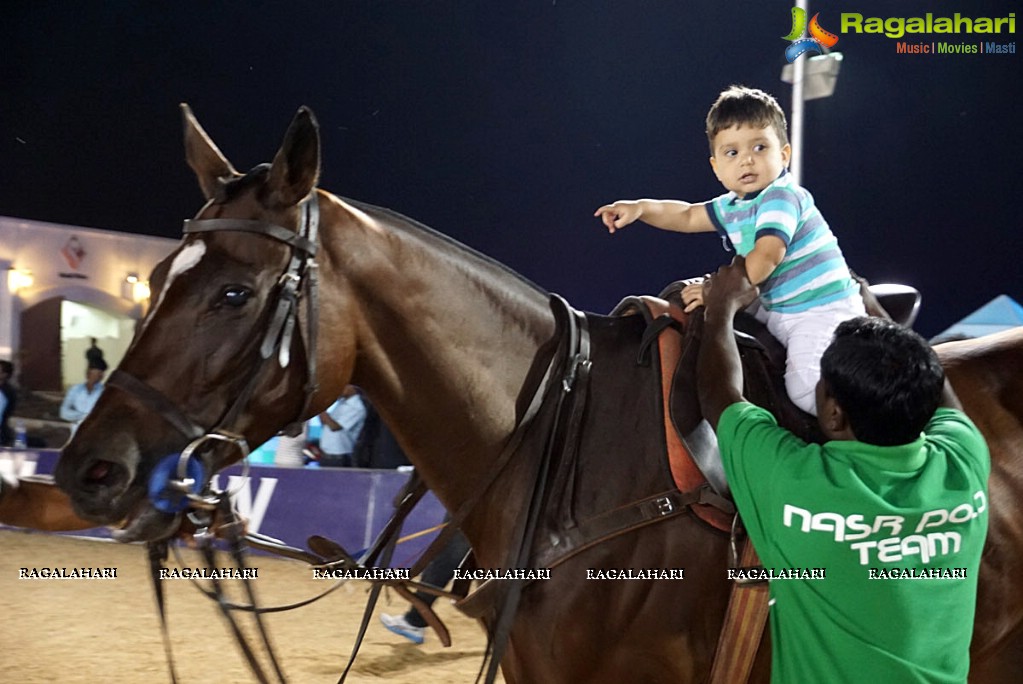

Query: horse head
left=55, top=105, right=349, bottom=541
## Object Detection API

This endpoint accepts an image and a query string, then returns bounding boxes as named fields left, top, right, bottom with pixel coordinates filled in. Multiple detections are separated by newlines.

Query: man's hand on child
left=594, top=201, right=641, bottom=233
left=703, top=257, right=759, bottom=315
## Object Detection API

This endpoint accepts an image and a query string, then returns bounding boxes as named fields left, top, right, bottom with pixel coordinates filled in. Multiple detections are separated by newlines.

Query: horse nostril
left=82, top=459, right=128, bottom=490
left=86, top=460, right=111, bottom=482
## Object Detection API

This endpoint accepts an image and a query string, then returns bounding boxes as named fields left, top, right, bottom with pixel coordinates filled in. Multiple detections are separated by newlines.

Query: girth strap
left=534, top=485, right=731, bottom=570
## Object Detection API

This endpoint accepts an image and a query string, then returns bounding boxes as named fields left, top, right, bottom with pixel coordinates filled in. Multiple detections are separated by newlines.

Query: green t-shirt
left=718, top=403, right=990, bottom=684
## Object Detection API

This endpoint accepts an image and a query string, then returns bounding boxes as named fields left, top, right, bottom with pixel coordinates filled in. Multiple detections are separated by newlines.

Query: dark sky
left=3, top=1, right=1020, bottom=337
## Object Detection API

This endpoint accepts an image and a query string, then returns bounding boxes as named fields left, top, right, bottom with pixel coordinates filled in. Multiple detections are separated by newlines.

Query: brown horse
left=0, top=476, right=96, bottom=531
left=54, top=106, right=1022, bottom=682
left=936, top=329, right=1023, bottom=683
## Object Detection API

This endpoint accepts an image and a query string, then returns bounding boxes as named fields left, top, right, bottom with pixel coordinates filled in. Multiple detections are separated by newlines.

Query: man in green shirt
left=698, top=257, right=990, bottom=683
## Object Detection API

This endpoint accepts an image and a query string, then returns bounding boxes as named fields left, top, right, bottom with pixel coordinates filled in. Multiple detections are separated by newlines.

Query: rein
left=147, top=496, right=286, bottom=684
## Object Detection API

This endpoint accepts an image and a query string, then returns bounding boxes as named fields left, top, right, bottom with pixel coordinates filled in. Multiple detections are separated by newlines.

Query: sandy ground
left=0, top=529, right=500, bottom=683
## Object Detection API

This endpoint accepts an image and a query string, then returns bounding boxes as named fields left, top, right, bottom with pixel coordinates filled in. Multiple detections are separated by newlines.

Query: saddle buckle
left=654, top=496, right=675, bottom=516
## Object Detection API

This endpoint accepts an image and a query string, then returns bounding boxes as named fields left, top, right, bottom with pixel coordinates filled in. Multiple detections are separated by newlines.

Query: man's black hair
left=820, top=317, right=945, bottom=446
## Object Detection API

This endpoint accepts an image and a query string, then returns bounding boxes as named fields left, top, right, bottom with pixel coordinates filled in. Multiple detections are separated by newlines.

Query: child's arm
left=680, top=234, right=787, bottom=313
left=594, top=200, right=716, bottom=235
left=745, top=235, right=787, bottom=285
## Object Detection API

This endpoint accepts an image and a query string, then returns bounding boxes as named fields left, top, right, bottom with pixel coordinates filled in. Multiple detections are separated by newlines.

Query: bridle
left=103, top=189, right=322, bottom=684
left=106, top=189, right=321, bottom=507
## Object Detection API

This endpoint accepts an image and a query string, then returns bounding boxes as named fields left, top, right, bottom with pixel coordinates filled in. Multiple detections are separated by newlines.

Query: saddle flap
left=611, top=295, right=733, bottom=531
left=627, top=287, right=827, bottom=506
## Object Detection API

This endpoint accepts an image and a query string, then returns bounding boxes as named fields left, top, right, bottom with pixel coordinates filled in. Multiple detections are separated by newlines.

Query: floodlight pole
left=790, top=0, right=808, bottom=184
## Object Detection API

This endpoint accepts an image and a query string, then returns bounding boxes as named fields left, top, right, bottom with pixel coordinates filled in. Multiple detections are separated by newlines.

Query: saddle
left=610, top=279, right=921, bottom=516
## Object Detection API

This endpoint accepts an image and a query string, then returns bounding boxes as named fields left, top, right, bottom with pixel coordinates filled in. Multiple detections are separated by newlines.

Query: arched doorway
left=18, top=286, right=138, bottom=392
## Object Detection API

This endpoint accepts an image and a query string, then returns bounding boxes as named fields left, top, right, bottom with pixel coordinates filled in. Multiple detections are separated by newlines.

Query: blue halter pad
left=148, top=453, right=207, bottom=513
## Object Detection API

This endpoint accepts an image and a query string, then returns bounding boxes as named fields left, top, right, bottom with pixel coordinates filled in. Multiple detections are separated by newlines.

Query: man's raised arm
left=697, top=256, right=760, bottom=429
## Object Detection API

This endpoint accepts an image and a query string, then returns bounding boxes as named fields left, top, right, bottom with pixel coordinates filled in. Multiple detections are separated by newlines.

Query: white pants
left=754, top=295, right=866, bottom=415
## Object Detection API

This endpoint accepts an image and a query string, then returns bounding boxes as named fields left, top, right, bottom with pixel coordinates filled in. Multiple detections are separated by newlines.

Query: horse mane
left=212, top=164, right=545, bottom=298
left=341, top=197, right=550, bottom=298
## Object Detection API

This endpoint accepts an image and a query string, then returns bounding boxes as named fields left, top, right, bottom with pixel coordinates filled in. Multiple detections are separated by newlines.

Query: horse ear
left=265, top=107, right=321, bottom=209
left=181, top=103, right=240, bottom=200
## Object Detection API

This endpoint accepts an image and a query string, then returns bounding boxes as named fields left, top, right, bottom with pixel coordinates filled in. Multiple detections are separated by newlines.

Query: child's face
left=709, top=124, right=791, bottom=198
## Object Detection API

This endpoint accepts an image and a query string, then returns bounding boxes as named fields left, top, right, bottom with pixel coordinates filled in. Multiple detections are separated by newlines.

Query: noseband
left=106, top=192, right=320, bottom=509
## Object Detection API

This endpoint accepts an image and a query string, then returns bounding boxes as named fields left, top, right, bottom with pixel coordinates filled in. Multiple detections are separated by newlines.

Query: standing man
left=698, top=257, right=989, bottom=682
left=85, top=337, right=105, bottom=370
left=317, top=385, right=367, bottom=467
left=60, top=359, right=107, bottom=435
left=0, top=361, right=17, bottom=446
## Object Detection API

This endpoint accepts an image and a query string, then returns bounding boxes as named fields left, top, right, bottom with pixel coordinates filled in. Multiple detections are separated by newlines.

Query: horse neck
left=322, top=197, right=557, bottom=510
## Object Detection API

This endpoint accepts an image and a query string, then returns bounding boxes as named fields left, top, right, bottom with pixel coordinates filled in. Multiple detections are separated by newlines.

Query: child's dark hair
left=705, top=86, right=789, bottom=153
left=820, top=317, right=945, bottom=446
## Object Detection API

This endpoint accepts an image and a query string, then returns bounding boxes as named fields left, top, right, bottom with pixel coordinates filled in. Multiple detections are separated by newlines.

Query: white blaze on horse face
left=140, top=241, right=208, bottom=333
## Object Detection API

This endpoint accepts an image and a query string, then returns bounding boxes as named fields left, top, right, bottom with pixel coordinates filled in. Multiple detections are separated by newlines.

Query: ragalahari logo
left=783, top=7, right=839, bottom=62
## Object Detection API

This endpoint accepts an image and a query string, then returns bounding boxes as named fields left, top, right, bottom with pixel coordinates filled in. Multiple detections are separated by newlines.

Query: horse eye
left=219, top=286, right=253, bottom=308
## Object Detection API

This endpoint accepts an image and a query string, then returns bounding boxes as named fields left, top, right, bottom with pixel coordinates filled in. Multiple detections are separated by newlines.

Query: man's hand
left=703, top=256, right=759, bottom=317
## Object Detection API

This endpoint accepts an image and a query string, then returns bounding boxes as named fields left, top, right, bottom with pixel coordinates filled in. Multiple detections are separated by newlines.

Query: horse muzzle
left=54, top=432, right=143, bottom=525
left=55, top=450, right=187, bottom=542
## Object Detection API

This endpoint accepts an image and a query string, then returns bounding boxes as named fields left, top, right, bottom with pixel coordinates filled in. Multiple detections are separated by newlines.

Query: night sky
left=3, top=1, right=1020, bottom=337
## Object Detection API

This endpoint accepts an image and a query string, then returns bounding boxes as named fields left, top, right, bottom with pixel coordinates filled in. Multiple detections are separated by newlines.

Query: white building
left=1, top=215, right=178, bottom=391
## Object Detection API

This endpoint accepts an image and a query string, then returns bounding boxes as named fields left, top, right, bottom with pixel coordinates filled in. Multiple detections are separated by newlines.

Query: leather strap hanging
left=709, top=537, right=770, bottom=684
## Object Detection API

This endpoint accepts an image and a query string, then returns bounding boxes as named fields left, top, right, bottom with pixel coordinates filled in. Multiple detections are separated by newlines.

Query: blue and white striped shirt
left=709, top=170, right=858, bottom=312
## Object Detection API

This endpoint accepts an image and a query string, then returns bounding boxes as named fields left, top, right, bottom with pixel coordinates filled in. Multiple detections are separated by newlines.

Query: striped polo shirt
left=708, top=170, right=858, bottom=313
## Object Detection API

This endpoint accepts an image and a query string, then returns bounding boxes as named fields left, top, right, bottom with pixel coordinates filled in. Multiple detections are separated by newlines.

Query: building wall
left=1, top=215, right=179, bottom=388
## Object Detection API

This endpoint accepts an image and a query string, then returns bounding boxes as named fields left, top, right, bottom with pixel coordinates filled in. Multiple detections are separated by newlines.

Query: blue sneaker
left=380, top=612, right=425, bottom=644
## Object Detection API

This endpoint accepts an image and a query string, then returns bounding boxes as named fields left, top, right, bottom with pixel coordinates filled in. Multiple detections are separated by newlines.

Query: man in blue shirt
left=318, top=385, right=368, bottom=467
left=60, top=360, right=107, bottom=435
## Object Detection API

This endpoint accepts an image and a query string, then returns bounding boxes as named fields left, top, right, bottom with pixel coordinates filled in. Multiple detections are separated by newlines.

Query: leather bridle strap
left=107, top=369, right=204, bottom=441
left=182, top=218, right=317, bottom=254
left=111, top=193, right=321, bottom=458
